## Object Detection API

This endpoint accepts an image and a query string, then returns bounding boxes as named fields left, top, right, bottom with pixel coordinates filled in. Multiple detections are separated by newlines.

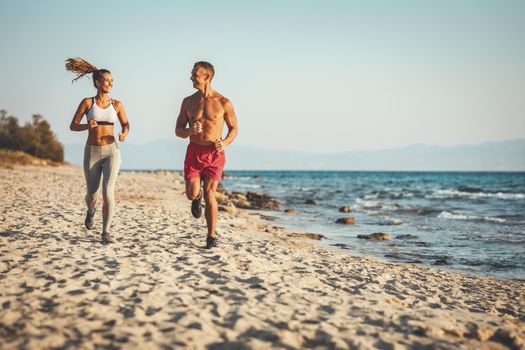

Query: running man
left=175, top=61, right=238, bottom=249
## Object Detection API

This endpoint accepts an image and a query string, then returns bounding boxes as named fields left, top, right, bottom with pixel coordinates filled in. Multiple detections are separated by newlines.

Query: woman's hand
left=88, top=119, right=98, bottom=130
left=119, top=132, right=126, bottom=142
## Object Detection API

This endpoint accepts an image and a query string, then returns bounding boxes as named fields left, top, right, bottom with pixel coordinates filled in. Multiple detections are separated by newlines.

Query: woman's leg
left=83, top=146, right=103, bottom=207
left=101, top=145, right=121, bottom=234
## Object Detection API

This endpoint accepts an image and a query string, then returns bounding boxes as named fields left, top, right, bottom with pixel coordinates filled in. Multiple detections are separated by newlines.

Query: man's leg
left=203, top=178, right=219, bottom=238
left=185, top=177, right=201, bottom=201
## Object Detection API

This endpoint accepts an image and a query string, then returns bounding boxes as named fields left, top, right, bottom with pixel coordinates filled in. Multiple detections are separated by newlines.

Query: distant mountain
left=65, top=139, right=525, bottom=171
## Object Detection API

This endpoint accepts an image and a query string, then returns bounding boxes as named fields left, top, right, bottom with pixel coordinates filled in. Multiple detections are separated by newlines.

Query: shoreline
left=1, top=164, right=524, bottom=349
left=251, top=210, right=525, bottom=283
left=219, top=170, right=525, bottom=281
left=117, top=168, right=525, bottom=282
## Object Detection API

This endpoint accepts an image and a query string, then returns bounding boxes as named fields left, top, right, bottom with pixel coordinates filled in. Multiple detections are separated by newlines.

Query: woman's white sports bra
left=86, top=97, right=118, bottom=124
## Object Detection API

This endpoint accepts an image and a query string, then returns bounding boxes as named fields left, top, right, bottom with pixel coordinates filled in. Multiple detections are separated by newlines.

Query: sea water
left=222, top=171, right=525, bottom=280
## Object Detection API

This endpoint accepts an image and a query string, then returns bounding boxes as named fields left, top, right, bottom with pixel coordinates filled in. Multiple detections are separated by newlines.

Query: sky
left=0, top=0, right=524, bottom=153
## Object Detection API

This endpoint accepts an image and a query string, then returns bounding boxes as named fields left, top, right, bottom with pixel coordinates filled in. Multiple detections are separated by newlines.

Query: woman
left=66, top=58, right=129, bottom=245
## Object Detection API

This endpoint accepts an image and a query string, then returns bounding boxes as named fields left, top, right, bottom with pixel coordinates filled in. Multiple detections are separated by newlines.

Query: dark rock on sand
left=290, top=232, right=325, bottom=240
left=245, top=192, right=281, bottom=210
left=215, top=192, right=228, bottom=204
left=339, top=206, right=352, bottom=213
left=332, top=243, right=352, bottom=249
left=259, top=214, right=277, bottom=221
left=357, top=233, right=391, bottom=241
left=228, top=191, right=281, bottom=210
left=336, top=217, right=356, bottom=225
left=230, top=193, right=251, bottom=209
left=218, top=205, right=238, bottom=214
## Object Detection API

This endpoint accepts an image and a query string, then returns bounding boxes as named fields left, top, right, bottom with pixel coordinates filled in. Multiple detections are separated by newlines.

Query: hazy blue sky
left=1, top=0, right=524, bottom=153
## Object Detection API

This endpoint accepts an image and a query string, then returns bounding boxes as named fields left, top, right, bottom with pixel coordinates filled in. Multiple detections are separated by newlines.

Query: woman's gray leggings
left=83, top=143, right=121, bottom=233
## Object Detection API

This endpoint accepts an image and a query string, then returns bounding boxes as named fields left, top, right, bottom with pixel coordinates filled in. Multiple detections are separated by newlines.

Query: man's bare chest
left=187, top=99, right=224, bottom=122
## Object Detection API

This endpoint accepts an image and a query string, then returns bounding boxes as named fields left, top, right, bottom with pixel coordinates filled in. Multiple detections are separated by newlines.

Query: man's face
left=95, top=73, right=113, bottom=93
left=190, top=67, right=208, bottom=90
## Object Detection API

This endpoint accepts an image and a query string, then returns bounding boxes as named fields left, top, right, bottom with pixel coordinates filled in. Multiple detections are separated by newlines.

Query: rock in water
left=339, top=206, right=352, bottom=213
left=357, top=232, right=391, bottom=241
left=457, top=186, right=482, bottom=193
left=336, top=217, right=356, bottom=224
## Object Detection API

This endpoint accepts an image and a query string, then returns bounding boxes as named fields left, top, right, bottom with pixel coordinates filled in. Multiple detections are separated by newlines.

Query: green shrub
left=0, top=110, right=64, bottom=162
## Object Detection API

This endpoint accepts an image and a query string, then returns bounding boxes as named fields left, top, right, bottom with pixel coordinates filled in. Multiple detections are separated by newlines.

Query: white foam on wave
left=364, top=193, right=379, bottom=200
left=354, top=198, right=398, bottom=211
left=390, top=218, right=403, bottom=225
left=238, top=184, right=262, bottom=190
left=428, top=189, right=525, bottom=200
left=354, top=198, right=381, bottom=209
left=438, top=211, right=507, bottom=223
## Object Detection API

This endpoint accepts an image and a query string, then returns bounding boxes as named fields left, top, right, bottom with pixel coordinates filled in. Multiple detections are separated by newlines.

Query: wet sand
left=0, top=165, right=524, bottom=349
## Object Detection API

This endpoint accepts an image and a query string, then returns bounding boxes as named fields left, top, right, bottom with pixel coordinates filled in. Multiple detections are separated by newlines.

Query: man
left=175, top=61, right=238, bottom=249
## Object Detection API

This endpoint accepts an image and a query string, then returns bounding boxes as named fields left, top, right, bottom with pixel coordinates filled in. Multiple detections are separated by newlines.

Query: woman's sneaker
left=101, top=232, right=112, bottom=245
left=85, top=208, right=95, bottom=230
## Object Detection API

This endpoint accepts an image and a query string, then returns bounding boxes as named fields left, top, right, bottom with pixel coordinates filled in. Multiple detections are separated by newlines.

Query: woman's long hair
left=65, top=58, right=110, bottom=86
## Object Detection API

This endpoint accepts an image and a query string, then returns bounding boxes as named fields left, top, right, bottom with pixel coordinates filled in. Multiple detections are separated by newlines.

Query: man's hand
left=191, top=121, right=203, bottom=135
left=214, top=138, right=224, bottom=152
left=88, top=119, right=98, bottom=130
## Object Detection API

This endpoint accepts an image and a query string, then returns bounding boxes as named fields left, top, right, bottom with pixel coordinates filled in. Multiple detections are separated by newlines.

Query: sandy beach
left=0, top=164, right=524, bottom=350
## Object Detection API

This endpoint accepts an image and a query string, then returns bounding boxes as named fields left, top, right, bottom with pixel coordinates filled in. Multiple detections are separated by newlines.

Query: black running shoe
left=205, top=236, right=217, bottom=249
left=191, top=190, right=203, bottom=219
left=101, top=232, right=112, bottom=245
left=85, top=209, right=95, bottom=230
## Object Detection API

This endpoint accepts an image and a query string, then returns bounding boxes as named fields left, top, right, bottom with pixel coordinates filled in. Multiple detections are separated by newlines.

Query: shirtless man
left=175, top=61, right=238, bottom=249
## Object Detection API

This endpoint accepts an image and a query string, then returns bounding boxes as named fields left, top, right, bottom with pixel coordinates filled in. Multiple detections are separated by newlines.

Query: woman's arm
left=114, top=100, right=129, bottom=142
left=70, top=98, right=95, bottom=131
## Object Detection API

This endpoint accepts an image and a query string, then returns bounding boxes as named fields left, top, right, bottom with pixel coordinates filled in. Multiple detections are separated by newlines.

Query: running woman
left=66, top=58, right=129, bottom=244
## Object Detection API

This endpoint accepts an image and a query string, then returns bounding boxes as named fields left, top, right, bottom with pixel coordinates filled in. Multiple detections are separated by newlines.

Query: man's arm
left=175, top=98, right=202, bottom=138
left=221, top=99, right=238, bottom=147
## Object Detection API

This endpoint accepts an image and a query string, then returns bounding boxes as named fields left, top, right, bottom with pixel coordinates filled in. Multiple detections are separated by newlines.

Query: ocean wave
left=364, top=194, right=379, bottom=200
left=438, top=211, right=506, bottom=223
left=395, top=207, right=441, bottom=216
left=366, top=190, right=415, bottom=200
left=366, top=217, right=403, bottom=226
left=235, top=184, right=262, bottom=190
left=354, top=198, right=399, bottom=210
left=428, top=189, right=525, bottom=200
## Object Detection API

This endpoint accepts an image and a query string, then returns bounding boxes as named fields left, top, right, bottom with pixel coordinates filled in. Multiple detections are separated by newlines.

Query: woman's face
left=95, top=73, right=113, bottom=93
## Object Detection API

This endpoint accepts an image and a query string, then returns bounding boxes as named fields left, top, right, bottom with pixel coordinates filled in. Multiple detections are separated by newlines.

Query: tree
left=0, top=110, right=64, bottom=162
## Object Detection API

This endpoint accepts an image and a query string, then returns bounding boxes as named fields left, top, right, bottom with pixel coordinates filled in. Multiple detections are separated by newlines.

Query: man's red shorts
left=184, top=142, right=226, bottom=182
